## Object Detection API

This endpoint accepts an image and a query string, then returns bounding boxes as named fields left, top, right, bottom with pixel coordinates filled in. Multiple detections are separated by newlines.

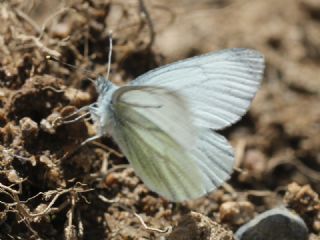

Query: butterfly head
left=90, top=76, right=118, bottom=136
left=95, top=76, right=115, bottom=94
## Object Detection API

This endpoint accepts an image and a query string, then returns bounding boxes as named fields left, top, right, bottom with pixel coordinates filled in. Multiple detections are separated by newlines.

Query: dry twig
left=99, top=195, right=172, bottom=235
left=138, top=0, right=155, bottom=49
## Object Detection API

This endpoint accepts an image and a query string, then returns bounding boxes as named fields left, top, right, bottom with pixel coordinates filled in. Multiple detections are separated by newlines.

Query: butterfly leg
left=60, top=135, right=102, bottom=161
left=80, top=135, right=102, bottom=146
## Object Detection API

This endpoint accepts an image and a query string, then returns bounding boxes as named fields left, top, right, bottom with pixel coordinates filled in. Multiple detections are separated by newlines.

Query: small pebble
left=168, top=211, right=234, bottom=240
left=284, top=182, right=319, bottom=214
left=40, top=112, right=61, bottom=134
left=235, top=207, right=308, bottom=240
left=238, top=149, right=267, bottom=182
left=7, top=169, right=22, bottom=183
left=19, top=117, right=39, bottom=139
left=219, top=201, right=255, bottom=225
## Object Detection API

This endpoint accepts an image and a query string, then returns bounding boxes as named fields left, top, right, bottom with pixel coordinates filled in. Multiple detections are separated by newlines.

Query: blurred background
left=0, top=0, right=319, bottom=239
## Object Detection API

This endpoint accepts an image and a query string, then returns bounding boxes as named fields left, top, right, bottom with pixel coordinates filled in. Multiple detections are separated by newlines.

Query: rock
left=235, top=207, right=308, bottom=240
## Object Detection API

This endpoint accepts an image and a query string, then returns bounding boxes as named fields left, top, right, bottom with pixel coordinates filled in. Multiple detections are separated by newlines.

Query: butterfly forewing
left=131, top=48, right=264, bottom=130
left=112, top=86, right=197, bottom=149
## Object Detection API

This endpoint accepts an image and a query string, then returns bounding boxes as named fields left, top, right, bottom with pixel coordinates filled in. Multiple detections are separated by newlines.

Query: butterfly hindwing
left=110, top=86, right=235, bottom=201
left=111, top=86, right=205, bottom=201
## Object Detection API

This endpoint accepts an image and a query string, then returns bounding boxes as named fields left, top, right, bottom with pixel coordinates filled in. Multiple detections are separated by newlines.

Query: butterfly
left=88, top=48, right=265, bottom=202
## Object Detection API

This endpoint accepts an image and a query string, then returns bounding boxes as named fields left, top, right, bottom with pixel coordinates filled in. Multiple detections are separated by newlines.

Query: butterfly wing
left=101, top=48, right=263, bottom=201
left=130, top=48, right=265, bottom=130
left=110, top=86, right=234, bottom=201
left=111, top=85, right=197, bottom=148
left=190, top=129, right=234, bottom=191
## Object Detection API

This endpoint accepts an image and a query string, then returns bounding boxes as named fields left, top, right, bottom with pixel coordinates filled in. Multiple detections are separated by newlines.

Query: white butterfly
left=88, top=48, right=265, bottom=202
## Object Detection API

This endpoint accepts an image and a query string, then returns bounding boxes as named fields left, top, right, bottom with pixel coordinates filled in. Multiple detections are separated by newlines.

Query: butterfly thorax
left=89, top=77, right=119, bottom=136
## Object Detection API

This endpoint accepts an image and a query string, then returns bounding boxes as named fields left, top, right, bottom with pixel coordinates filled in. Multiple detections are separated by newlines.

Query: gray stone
left=235, top=207, right=308, bottom=240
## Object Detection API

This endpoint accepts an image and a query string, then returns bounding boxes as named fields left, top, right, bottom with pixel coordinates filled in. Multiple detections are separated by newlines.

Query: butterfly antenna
left=46, top=55, right=96, bottom=84
left=106, top=30, right=113, bottom=81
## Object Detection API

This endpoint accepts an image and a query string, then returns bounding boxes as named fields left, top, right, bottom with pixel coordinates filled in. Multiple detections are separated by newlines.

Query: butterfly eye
left=95, top=76, right=112, bottom=93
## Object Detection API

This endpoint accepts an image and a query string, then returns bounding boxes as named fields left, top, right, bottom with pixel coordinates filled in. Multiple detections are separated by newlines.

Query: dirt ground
left=0, top=0, right=319, bottom=239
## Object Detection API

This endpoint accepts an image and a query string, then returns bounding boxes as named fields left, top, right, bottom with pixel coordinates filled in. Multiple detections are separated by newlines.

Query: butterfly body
left=90, top=77, right=118, bottom=136
left=89, top=48, right=265, bottom=202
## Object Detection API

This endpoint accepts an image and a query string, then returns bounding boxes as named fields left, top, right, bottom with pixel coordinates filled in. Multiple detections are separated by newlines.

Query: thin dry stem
left=16, top=34, right=61, bottom=57
left=91, top=141, right=124, bottom=158
left=38, top=7, right=73, bottom=40
left=14, top=8, right=41, bottom=33
left=138, top=0, right=155, bottom=49
left=99, top=195, right=172, bottom=235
